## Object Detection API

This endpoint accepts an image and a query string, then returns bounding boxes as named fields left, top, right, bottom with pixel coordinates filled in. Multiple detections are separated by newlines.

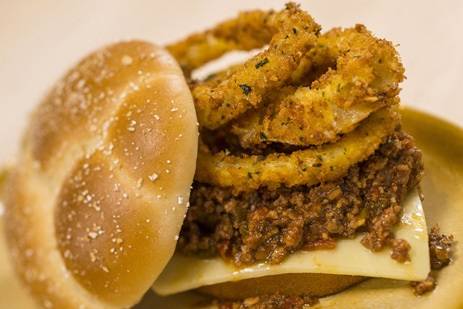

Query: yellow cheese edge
left=153, top=190, right=429, bottom=296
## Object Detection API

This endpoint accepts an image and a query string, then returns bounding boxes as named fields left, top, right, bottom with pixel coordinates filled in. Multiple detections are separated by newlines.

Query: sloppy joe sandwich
left=1, top=3, right=456, bottom=309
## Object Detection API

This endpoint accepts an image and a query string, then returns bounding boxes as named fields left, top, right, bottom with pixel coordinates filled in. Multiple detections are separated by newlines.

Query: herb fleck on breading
left=255, top=58, right=269, bottom=69
left=239, top=84, right=252, bottom=95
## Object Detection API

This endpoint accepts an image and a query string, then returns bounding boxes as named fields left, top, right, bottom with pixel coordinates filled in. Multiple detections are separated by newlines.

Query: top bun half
left=3, top=41, right=198, bottom=308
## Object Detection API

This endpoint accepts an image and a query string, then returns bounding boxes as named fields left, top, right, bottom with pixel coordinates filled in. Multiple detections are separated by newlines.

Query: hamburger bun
left=3, top=40, right=198, bottom=308
left=197, top=273, right=365, bottom=300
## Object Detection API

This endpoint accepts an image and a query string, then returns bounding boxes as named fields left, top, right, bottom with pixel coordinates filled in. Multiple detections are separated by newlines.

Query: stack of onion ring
left=167, top=3, right=405, bottom=193
left=167, top=3, right=321, bottom=129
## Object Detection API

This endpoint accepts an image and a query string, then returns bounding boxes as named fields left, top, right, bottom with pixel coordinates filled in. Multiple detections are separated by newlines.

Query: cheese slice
left=153, top=190, right=429, bottom=295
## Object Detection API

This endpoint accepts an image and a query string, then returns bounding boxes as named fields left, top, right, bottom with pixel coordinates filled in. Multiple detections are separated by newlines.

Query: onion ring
left=166, top=10, right=274, bottom=74
left=168, top=3, right=320, bottom=129
left=231, top=25, right=404, bottom=147
left=195, top=107, right=400, bottom=191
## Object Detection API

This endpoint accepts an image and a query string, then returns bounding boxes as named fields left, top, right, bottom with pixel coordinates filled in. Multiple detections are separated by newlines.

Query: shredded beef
left=216, top=293, right=319, bottom=309
left=179, top=131, right=423, bottom=266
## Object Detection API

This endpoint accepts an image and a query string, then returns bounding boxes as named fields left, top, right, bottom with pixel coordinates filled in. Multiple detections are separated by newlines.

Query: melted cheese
left=153, top=190, right=429, bottom=295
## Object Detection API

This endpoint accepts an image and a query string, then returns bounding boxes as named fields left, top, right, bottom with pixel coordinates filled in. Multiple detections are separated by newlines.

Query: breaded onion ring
left=231, top=25, right=404, bottom=147
left=166, top=10, right=274, bottom=74
left=168, top=3, right=320, bottom=129
left=195, top=107, right=400, bottom=191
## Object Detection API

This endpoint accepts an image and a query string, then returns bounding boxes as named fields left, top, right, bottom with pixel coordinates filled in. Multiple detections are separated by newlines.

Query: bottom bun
left=197, top=273, right=365, bottom=300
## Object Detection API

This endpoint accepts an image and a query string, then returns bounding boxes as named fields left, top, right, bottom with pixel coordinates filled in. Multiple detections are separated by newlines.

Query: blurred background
left=0, top=0, right=462, bottom=307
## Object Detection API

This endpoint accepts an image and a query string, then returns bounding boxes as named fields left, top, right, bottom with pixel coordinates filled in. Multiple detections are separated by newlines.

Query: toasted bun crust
left=198, top=273, right=365, bottom=300
left=3, top=41, right=198, bottom=308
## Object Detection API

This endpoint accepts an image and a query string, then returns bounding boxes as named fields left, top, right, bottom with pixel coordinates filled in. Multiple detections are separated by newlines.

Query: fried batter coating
left=195, top=107, right=400, bottom=191
left=166, top=10, right=274, bottom=74
left=168, top=3, right=320, bottom=129
left=231, top=25, right=404, bottom=147
left=0, top=167, right=9, bottom=201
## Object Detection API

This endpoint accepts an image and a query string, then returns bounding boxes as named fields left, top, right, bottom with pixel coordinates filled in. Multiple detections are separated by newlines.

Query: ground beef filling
left=428, top=226, right=454, bottom=270
left=410, top=226, right=454, bottom=295
left=212, top=227, right=454, bottom=308
left=216, top=293, right=319, bottom=309
left=179, top=131, right=423, bottom=266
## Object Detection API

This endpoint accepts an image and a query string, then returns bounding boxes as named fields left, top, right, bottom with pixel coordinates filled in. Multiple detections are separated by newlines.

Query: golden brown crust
left=231, top=25, right=404, bottom=147
left=4, top=41, right=198, bottom=308
left=196, top=107, right=400, bottom=191
left=170, top=3, right=320, bottom=129
left=198, top=273, right=365, bottom=300
left=166, top=10, right=275, bottom=74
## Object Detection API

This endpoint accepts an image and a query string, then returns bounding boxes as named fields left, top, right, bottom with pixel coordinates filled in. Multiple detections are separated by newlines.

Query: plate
left=1, top=107, right=462, bottom=308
